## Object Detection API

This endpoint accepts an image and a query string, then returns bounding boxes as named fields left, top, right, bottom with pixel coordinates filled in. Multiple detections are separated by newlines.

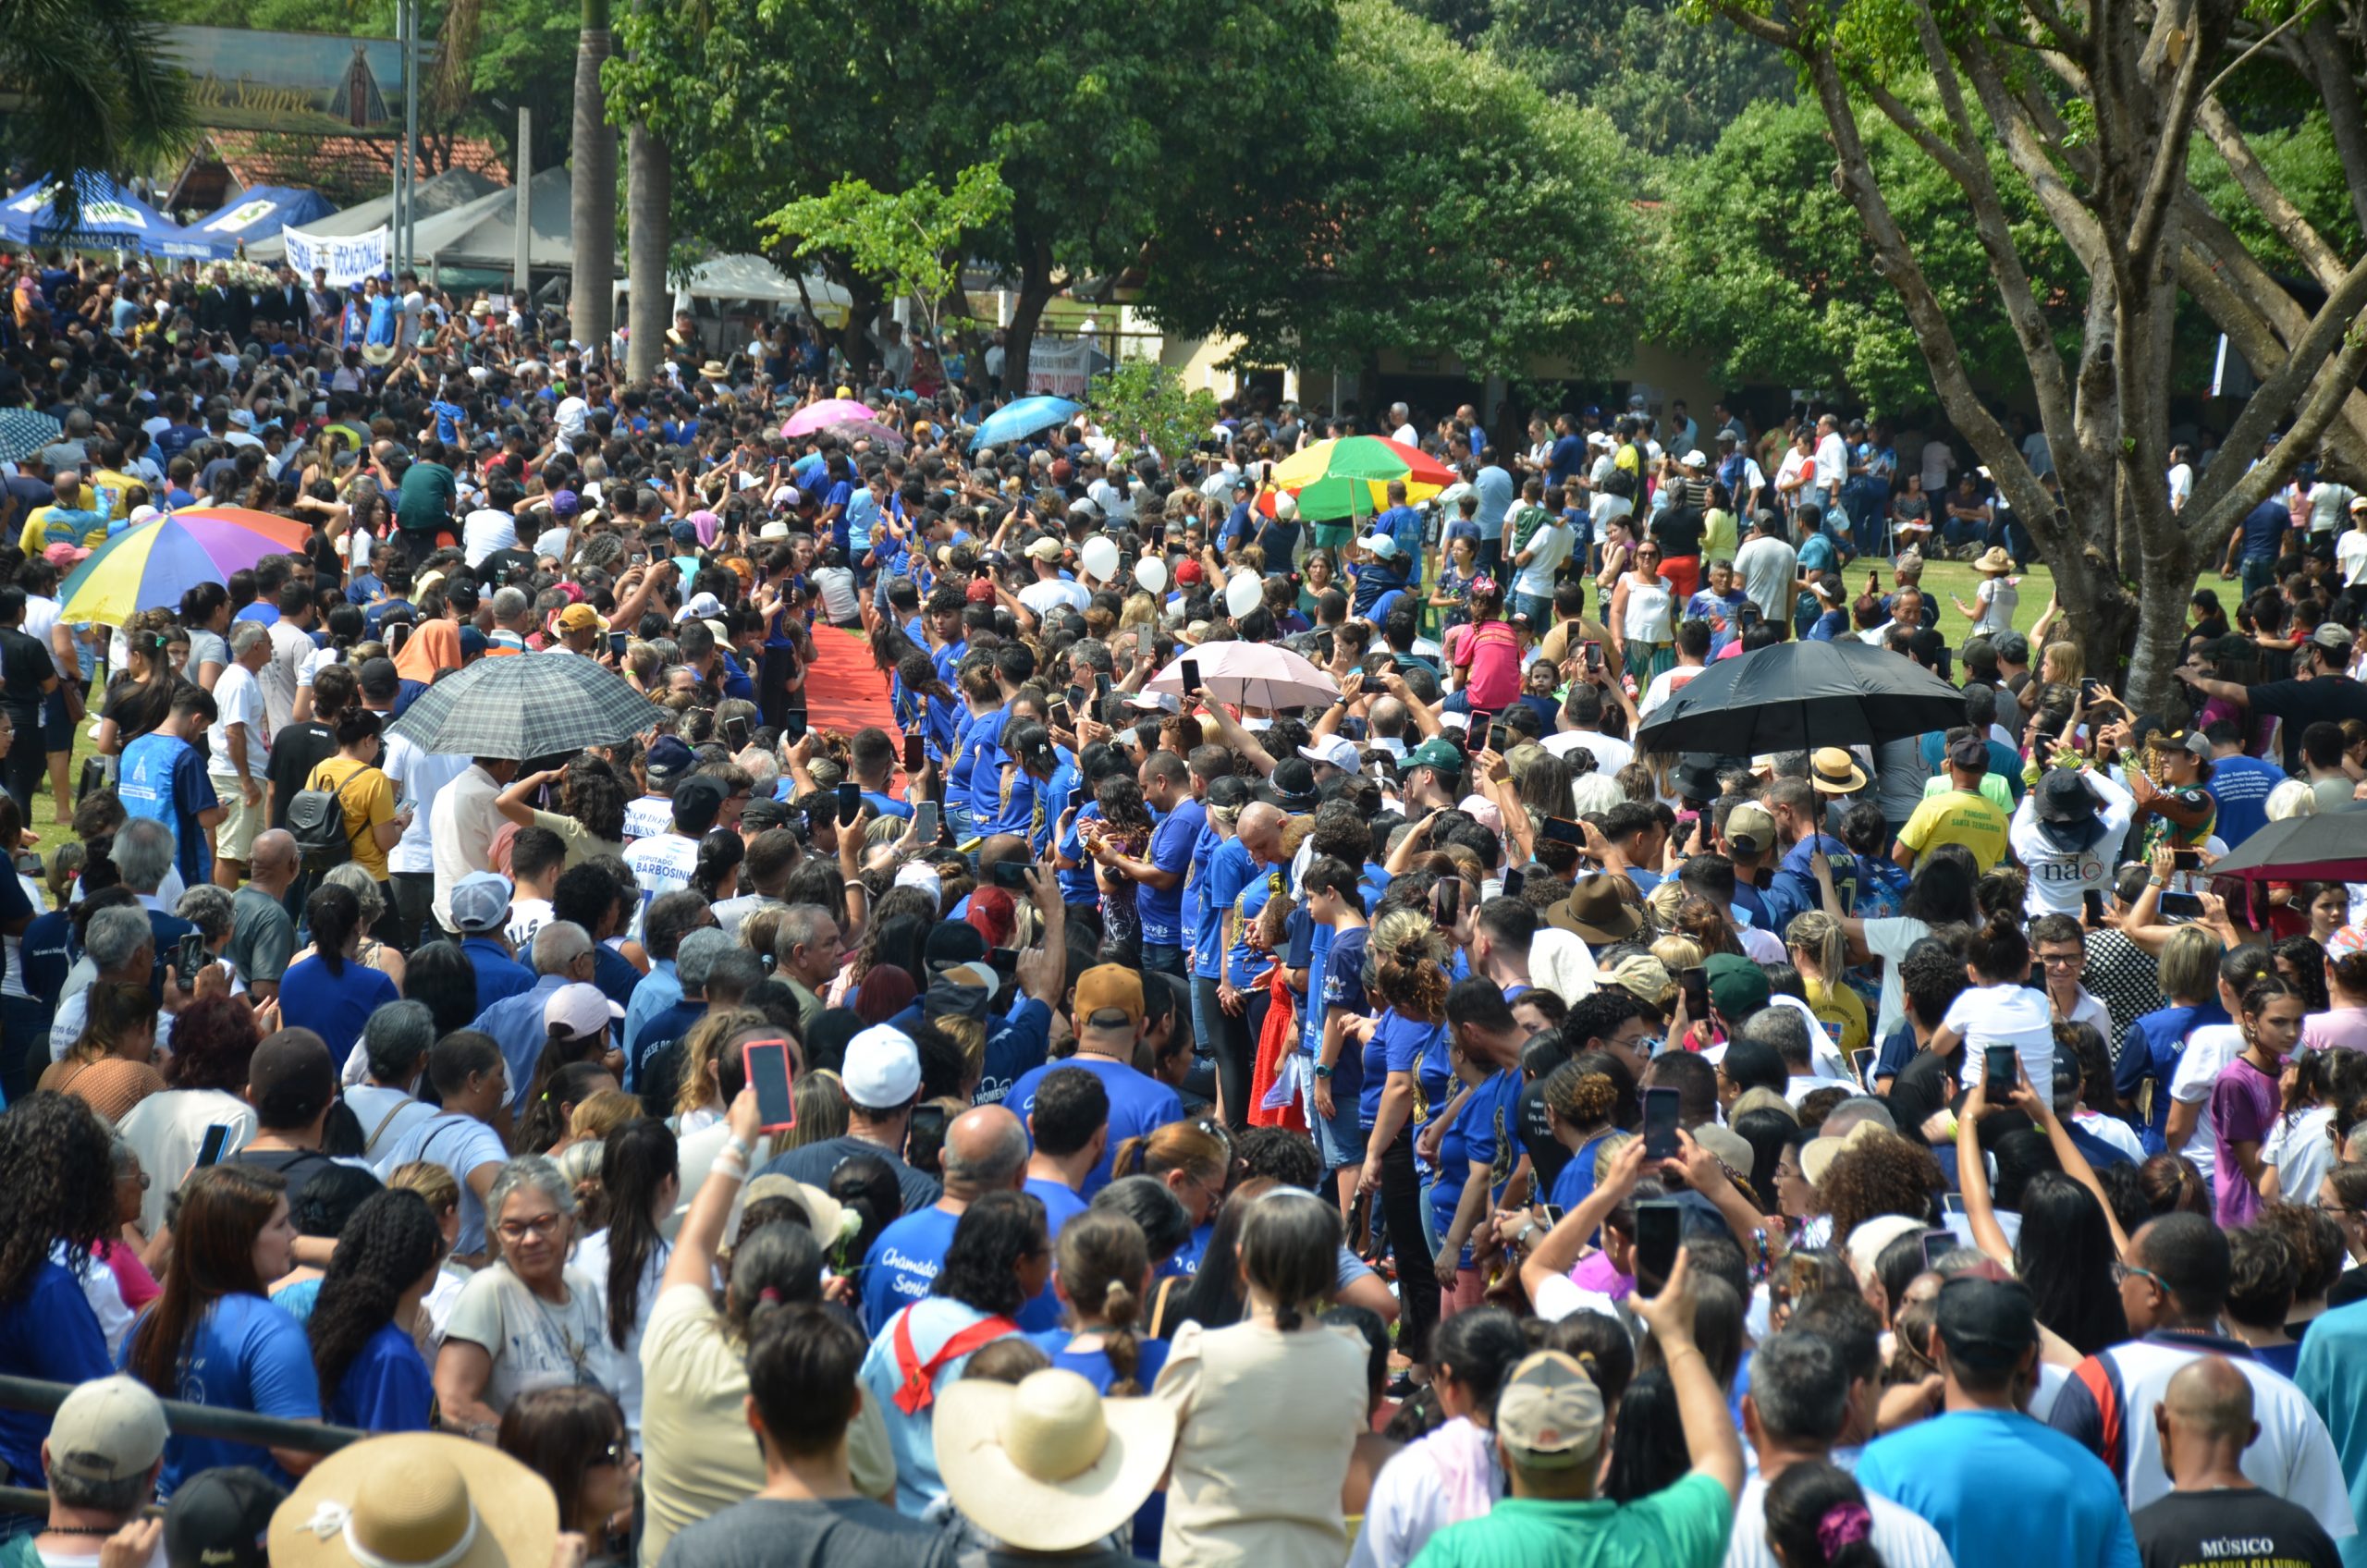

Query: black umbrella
left=2203, top=813, right=2367, bottom=883
left=1631, top=638, right=1967, bottom=754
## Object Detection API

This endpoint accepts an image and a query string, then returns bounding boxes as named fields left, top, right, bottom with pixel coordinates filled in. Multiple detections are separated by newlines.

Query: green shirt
left=1922, top=770, right=2013, bottom=815
left=1410, top=1473, right=1733, bottom=1568
left=396, top=459, right=456, bottom=535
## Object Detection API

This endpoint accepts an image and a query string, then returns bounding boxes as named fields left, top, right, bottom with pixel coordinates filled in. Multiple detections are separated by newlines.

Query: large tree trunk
left=568, top=0, right=616, bottom=354
left=1003, top=263, right=1057, bottom=399
left=625, top=123, right=668, bottom=382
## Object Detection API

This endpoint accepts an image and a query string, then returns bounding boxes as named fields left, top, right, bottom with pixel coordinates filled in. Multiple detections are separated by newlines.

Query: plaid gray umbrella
left=386, top=651, right=661, bottom=759
left=0, top=410, right=62, bottom=464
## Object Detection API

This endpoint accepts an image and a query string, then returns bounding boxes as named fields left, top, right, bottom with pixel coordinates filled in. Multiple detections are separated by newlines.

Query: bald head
left=2153, top=1354, right=2260, bottom=1488
left=251, top=829, right=299, bottom=881
left=940, top=1105, right=1029, bottom=1200
left=1237, top=802, right=1287, bottom=864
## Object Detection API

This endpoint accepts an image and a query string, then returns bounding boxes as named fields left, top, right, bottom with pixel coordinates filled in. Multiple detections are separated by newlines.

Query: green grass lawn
left=1919, top=559, right=2056, bottom=643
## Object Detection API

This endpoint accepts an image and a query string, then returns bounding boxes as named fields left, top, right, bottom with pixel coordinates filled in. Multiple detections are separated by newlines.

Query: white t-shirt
left=507, top=897, right=554, bottom=950
left=462, top=507, right=518, bottom=567
left=2307, top=483, right=2356, bottom=533
left=2167, top=462, right=2194, bottom=509
left=115, top=1087, right=255, bottom=1235
left=573, top=1227, right=670, bottom=1445
left=2263, top=1105, right=2337, bottom=1204
left=2073, top=1109, right=2147, bottom=1164
left=2010, top=772, right=2134, bottom=915
left=1723, top=1475, right=1956, bottom=1568
left=1540, top=729, right=1635, bottom=775
left=206, top=662, right=268, bottom=778
left=1946, top=984, right=2056, bottom=1090
left=383, top=733, right=471, bottom=878
left=1018, top=577, right=1094, bottom=619
left=2166, top=1023, right=2243, bottom=1181
left=1814, top=433, right=1848, bottom=490
left=1734, top=535, right=1798, bottom=624
left=623, top=832, right=701, bottom=909
left=1921, top=440, right=1956, bottom=494
left=1862, top=916, right=1934, bottom=1044
left=2337, top=528, right=2367, bottom=588
left=812, top=565, right=860, bottom=623
left=1513, top=520, right=1572, bottom=599
left=442, top=1261, right=616, bottom=1415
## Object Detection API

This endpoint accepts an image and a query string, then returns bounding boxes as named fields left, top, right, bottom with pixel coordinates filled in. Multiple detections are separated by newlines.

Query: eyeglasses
left=2038, top=951, right=2084, bottom=967
left=496, top=1213, right=566, bottom=1243
left=2109, top=1261, right=2162, bottom=1288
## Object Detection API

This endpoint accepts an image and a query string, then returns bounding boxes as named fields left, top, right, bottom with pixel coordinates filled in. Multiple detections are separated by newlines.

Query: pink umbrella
left=782, top=399, right=875, bottom=438
left=1145, top=643, right=1340, bottom=712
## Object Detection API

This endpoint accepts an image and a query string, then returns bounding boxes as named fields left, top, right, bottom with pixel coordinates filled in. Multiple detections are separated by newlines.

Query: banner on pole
left=282, top=225, right=388, bottom=288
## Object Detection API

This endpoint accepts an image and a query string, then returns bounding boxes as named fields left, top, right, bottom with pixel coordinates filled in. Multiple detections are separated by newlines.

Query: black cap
left=246, top=1029, right=335, bottom=1129
left=1934, top=1273, right=2038, bottom=1370
left=1945, top=734, right=1990, bottom=771
left=671, top=775, right=730, bottom=835
left=1268, top=757, right=1318, bottom=812
left=165, top=1467, right=285, bottom=1568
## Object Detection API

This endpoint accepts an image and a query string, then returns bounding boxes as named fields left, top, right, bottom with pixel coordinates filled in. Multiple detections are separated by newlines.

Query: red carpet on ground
left=803, top=625, right=903, bottom=742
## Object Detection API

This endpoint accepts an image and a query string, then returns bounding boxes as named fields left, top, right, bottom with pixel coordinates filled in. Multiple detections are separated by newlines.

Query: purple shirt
left=2210, top=1053, right=2283, bottom=1229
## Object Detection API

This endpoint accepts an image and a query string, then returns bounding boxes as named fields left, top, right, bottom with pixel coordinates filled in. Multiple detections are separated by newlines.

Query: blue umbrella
left=971, top=395, right=1080, bottom=451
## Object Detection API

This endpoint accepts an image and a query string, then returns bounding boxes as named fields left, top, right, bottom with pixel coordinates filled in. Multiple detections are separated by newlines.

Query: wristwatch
left=1312, top=1063, right=1334, bottom=1079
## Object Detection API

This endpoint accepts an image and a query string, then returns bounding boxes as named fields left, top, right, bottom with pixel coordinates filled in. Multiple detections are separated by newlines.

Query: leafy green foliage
left=1136, top=0, right=1644, bottom=383
left=1481, top=0, right=1798, bottom=155
left=2, top=0, right=190, bottom=190
left=2186, top=119, right=2365, bottom=276
left=1087, top=358, right=1220, bottom=466
left=768, top=164, right=1012, bottom=340
left=1649, top=97, right=2081, bottom=411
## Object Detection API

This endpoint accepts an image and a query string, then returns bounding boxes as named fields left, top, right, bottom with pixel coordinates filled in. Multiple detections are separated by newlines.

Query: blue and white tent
left=189, top=185, right=335, bottom=245
left=0, top=174, right=233, bottom=261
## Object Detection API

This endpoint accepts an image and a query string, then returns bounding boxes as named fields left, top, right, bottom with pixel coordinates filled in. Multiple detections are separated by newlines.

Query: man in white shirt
left=1920, top=436, right=1956, bottom=496
left=207, top=622, right=273, bottom=886
left=1389, top=401, right=1417, bottom=446
left=1734, top=511, right=1800, bottom=630
left=1725, top=1330, right=1954, bottom=1568
left=2166, top=444, right=2196, bottom=512
left=429, top=754, right=514, bottom=936
left=461, top=478, right=521, bottom=569
left=1016, top=535, right=1092, bottom=619
left=1811, top=415, right=1851, bottom=535
left=2339, top=496, right=2367, bottom=586
left=623, top=776, right=728, bottom=924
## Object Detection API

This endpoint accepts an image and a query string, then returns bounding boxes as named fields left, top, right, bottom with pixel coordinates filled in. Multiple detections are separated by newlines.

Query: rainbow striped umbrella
left=59, top=508, right=313, bottom=625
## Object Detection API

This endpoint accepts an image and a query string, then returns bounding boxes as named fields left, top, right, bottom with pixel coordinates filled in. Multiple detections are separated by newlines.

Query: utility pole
left=515, top=105, right=533, bottom=307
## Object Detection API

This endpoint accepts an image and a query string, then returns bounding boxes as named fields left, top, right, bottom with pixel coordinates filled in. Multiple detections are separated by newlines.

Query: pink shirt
left=2303, top=1007, right=2367, bottom=1053
left=1448, top=619, right=1523, bottom=713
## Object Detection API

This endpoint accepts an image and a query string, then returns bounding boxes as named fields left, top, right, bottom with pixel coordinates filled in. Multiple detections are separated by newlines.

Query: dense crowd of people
left=0, top=247, right=2361, bottom=1568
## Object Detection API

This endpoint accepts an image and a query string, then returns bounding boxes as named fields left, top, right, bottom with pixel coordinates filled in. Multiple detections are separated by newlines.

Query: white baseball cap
left=545, top=981, right=622, bottom=1039
left=1298, top=736, right=1360, bottom=774
left=843, top=1025, right=922, bottom=1109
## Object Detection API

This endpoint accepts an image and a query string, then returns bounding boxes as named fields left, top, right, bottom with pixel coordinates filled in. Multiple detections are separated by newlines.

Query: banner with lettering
left=282, top=225, right=388, bottom=288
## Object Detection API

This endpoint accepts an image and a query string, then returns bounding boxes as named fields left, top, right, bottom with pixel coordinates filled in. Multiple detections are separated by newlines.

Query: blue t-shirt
left=118, top=732, right=218, bottom=888
left=1140, top=800, right=1204, bottom=949
left=1019, top=1175, right=1090, bottom=1332
left=2238, top=497, right=2288, bottom=559
left=1856, top=1410, right=2139, bottom=1568
left=1196, top=838, right=1255, bottom=980
left=1007, top=1055, right=1184, bottom=1197
left=1225, top=859, right=1285, bottom=988
left=1319, top=926, right=1370, bottom=1105
left=331, top=1320, right=434, bottom=1432
left=1548, top=1129, right=1620, bottom=1216
left=858, top=788, right=914, bottom=822
left=1360, top=1010, right=1449, bottom=1130
left=861, top=1206, right=961, bottom=1335
left=959, top=711, right=1012, bottom=824
left=2204, top=754, right=2284, bottom=850
left=276, top=955, right=399, bottom=1064
left=0, top=1261, right=113, bottom=1486
left=1027, top=1331, right=1171, bottom=1395
left=1429, top=1069, right=1523, bottom=1266
left=128, top=1292, right=321, bottom=1497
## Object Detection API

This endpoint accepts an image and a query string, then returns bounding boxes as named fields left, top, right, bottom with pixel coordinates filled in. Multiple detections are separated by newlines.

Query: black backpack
left=286, top=767, right=365, bottom=871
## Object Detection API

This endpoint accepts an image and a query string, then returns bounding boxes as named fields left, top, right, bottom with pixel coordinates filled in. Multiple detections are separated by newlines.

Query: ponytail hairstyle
left=723, top=1218, right=823, bottom=1342
left=1234, top=1186, right=1339, bottom=1330
left=514, top=1060, right=613, bottom=1156
left=1541, top=1060, right=1621, bottom=1133
left=1764, top=1460, right=1883, bottom=1568
left=1054, top=1211, right=1150, bottom=1392
left=1367, top=908, right=1450, bottom=1023
left=1109, top=1121, right=1229, bottom=1194
left=1428, top=1305, right=1528, bottom=1423
left=1964, top=909, right=2030, bottom=986
left=305, top=883, right=362, bottom=977
left=1786, top=910, right=1846, bottom=983
left=690, top=828, right=743, bottom=902
left=598, top=1119, right=680, bottom=1350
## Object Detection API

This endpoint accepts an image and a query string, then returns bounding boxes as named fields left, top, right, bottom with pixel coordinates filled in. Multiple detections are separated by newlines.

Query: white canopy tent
left=615, top=253, right=853, bottom=316
left=245, top=167, right=499, bottom=263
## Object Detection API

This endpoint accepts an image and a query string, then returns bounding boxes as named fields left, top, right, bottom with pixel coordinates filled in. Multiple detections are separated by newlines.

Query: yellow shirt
left=304, top=753, right=398, bottom=882
left=1895, top=788, right=2010, bottom=871
left=87, top=468, right=140, bottom=521
left=1806, top=975, right=1870, bottom=1060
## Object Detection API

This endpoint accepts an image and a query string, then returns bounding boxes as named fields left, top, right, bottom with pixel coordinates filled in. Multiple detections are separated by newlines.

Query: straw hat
left=1972, top=546, right=2017, bottom=575
left=1800, top=1117, right=1895, bottom=1187
left=271, top=1435, right=556, bottom=1568
left=1808, top=746, right=1869, bottom=794
left=933, top=1369, right=1176, bottom=1552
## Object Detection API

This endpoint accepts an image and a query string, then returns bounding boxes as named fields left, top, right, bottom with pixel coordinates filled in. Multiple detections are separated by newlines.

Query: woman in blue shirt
left=304, top=1187, right=441, bottom=1431
left=276, top=884, right=399, bottom=1064
left=0, top=1094, right=120, bottom=1516
left=1350, top=907, right=1452, bottom=1365
left=122, top=1163, right=322, bottom=1496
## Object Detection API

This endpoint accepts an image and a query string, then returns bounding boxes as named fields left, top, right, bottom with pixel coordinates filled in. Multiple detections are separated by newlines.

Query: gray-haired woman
left=433, top=1154, right=615, bottom=1439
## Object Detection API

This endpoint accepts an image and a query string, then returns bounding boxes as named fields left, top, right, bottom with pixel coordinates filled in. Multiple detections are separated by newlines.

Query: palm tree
left=624, top=124, right=668, bottom=380
left=1, top=0, right=189, bottom=214
left=569, top=0, right=616, bottom=351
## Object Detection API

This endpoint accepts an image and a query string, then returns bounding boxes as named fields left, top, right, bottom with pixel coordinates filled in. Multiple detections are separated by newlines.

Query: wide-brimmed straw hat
left=271, top=1434, right=556, bottom=1568
left=934, top=1369, right=1176, bottom=1552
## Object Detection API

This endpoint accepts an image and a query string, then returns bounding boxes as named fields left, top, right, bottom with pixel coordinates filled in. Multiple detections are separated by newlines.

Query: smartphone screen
left=1065, top=684, right=1089, bottom=717
left=1642, top=1086, right=1681, bottom=1161
left=607, top=631, right=629, bottom=657
left=1737, top=603, right=1761, bottom=631
left=1542, top=816, right=1584, bottom=845
left=1635, top=1199, right=1681, bottom=1288
left=1180, top=656, right=1202, bottom=693
left=1488, top=723, right=1513, bottom=754
left=1502, top=867, right=1525, bottom=900
left=1434, top=879, right=1460, bottom=927
left=743, top=1039, right=796, bottom=1132
left=1541, top=1204, right=1565, bottom=1226
left=836, top=781, right=860, bottom=826
left=2028, top=960, right=2047, bottom=990
left=2083, top=889, right=2106, bottom=925
left=904, top=733, right=925, bottom=771
left=1849, top=1047, right=1875, bottom=1088
left=2170, top=848, right=2201, bottom=872
left=1585, top=641, right=1603, bottom=672
left=987, top=946, right=1022, bottom=980
left=1942, top=1192, right=1968, bottom=1218
left=722, top=716, right=751, bottom=751
left=1680, top=966, right=1709, bottom=1019
left=1049, top=701, right=1073, bottom=730
left=1984, top=1045, right=2018, bottom=1100
left=176, top=931, right=205, bottom=992
left=1920, top=1229, right=1953, bottom=1270
left=992, top=859, right=1033, bottom=888
left=2159, top=891, right=2204, bottom=922
left=196, top=1123, right=232, bottom=1168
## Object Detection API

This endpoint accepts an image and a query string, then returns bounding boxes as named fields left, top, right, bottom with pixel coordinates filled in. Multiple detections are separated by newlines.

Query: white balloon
left=1134, top=556, right=1169, bottom=594
left=1080, top=535, right=1121, bottom=583
left=1225, top=571, right=1262, bottom=619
